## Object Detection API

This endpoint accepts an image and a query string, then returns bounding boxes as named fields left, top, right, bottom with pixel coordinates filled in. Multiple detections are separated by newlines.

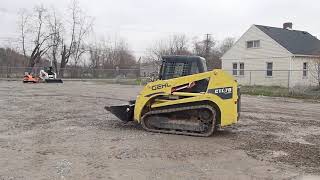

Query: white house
left=221, top=23, right=320, bottom=87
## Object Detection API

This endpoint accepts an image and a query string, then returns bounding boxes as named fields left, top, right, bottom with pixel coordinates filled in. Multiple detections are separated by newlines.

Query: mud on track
left=0, top=81, right=320, bottom=180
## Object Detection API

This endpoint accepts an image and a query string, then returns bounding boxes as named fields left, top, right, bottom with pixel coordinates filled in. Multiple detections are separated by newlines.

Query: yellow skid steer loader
left=105, top=56, right=240, bottom=136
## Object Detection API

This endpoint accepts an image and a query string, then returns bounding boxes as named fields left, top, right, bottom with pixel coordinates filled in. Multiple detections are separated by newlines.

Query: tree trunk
left=26, top=44, right=42, bottom=73
left=59, top=60, right=66, bottom=78
left=27, top=56, right=37, bottom=73
left=52, top=49, right=58, bottom=74
left=59, top=45, right=68, bottom=78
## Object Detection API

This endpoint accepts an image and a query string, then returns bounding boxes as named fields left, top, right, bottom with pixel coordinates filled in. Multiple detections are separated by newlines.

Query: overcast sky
left=0, top=0, right=319, bottom=57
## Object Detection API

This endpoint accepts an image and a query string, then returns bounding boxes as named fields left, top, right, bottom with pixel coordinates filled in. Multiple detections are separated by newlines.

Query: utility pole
left=204, top=34, right=212, bottom=59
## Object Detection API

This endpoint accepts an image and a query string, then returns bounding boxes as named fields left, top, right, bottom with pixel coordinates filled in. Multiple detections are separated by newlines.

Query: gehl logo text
left=151, top=83, right=171, bottom=90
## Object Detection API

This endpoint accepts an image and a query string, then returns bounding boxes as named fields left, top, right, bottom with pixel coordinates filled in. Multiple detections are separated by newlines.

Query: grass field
left=240, top=85, right=320, bottom=100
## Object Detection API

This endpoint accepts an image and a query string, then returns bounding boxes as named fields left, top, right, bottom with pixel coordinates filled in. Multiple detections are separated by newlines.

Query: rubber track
left=141, top=105, right=216, bottom=137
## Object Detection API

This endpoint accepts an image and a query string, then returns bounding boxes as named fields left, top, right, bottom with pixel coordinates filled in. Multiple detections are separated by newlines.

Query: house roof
left=255, top=25, right=320, bottom=56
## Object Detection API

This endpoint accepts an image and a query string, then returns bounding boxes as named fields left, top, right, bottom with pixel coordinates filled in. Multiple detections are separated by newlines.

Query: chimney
left=283, top=22, right=293, bottom=30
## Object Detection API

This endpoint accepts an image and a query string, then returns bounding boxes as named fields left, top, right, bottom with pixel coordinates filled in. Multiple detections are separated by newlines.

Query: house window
left=266, top=62, right=273, bottom=77
left=239, top=63, right=244, bottom=76
left=247, top=40, right=260, bottom=48
left=303, top=62, right=308, bottom=77
left=232, top=63, right=238, bottom=76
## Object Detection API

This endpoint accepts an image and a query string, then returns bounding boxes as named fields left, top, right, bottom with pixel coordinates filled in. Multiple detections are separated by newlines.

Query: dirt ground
left=0, top=81, right=320, bottom=180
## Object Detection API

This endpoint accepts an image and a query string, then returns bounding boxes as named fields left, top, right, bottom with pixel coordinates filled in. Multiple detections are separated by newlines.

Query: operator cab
left=44, top=67, right=55, bottom=75
left=159, top=56, right=209, bottom=93
left=159, top=56, right=208, bottom=80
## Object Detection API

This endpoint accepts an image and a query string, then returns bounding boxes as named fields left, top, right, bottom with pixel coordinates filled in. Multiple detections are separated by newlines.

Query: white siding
left=290, top=57, right=319, bottom=87
left=222, top=25, right=293, bottom=87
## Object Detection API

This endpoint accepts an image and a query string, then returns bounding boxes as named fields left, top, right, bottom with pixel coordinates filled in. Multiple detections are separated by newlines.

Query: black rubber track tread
left=141, top=104, right=216, bottom=137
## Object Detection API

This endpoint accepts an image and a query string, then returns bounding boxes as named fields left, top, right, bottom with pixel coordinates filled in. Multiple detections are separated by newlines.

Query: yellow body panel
left=134, top=69, right=239, bottom=127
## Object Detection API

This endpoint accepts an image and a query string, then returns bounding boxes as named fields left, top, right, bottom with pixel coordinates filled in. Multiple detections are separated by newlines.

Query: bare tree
left=192, top=37, right=205, bottom=58
left=72, top=15, right=93, bottom=67
left=146, top=40, right=170, bottom=66
left=191, top=36, right=235, bottom=69
left=18, top=5, right=54, bottom=72
left=146, top=34, right=232, bottom=71
left=47, top=8, right=63, bottom=72
left=146, top=34, right=191, bottom=68
left=18, top=9, right=29, bottom=60
left=192, top=36, right=220, bottom=69
left=193, top=35, right=217, bottom=58
left=219, top=37, right=235, bottom=55
left=169, top=34, right=190, bottom=55
left=58, top=0, right=78, bottom=76
left=0, top=48, right=26, bottom=67
left=28, top=5, right=52, bottom=69
left=59, top=0, right=93, bottom=77
left=88, top=42, right=101, bottom=69
left=88, top=37, right=136, bottom=78
left=114, top=40, right=136, bottom=68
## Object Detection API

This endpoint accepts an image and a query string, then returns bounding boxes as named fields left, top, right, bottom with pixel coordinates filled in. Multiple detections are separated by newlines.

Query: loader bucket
left=45, top=79, right=63, bottom=83
left=105, top=103, right=135, bottom=122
